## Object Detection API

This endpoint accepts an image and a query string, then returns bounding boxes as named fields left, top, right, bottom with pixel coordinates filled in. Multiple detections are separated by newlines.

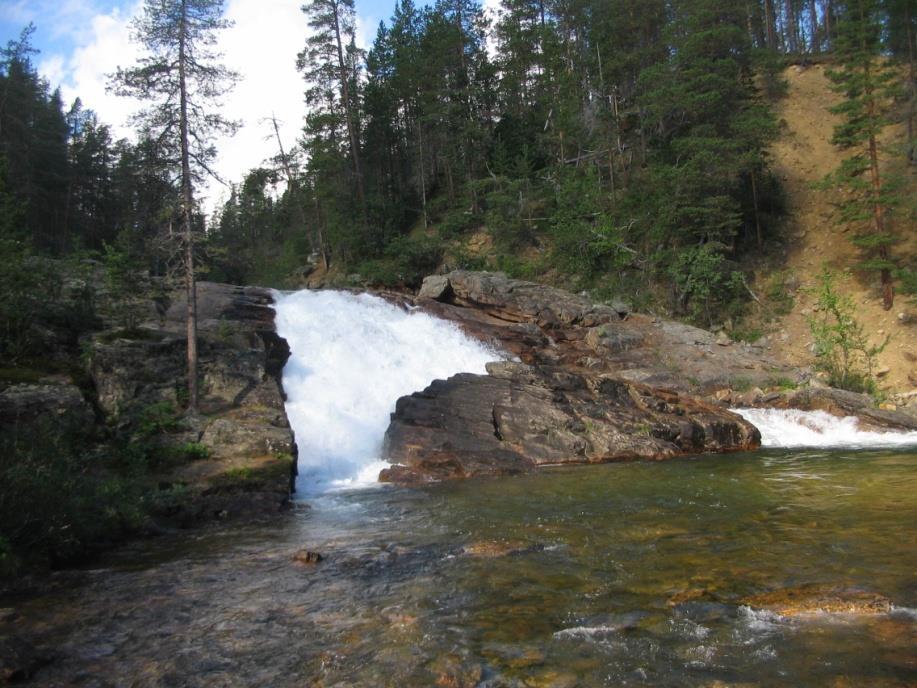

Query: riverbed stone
left=743, top=584, right=893, bottom=617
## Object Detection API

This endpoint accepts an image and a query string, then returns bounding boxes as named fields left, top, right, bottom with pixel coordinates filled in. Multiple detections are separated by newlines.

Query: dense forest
left=0, top=0, right=914, bottom=334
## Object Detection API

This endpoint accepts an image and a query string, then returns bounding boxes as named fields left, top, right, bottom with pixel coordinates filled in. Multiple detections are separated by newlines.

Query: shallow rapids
left=273, top=290, right=501, bottom=492
left=735, top=407, right=917, bottom=449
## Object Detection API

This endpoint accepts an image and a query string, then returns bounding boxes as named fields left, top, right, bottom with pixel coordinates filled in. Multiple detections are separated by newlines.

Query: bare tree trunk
left=268, top=114, right=311, bottom=249
left=862, top=59, right=894, bottom=310
left=417, top=116, right=428, bottom=229
left=764, top=0, right=778, bottom=51
left=824, top=0, right=833, bottom=49
left=750, top=167, right=763, bottom=249
left=808, top=0, right=819, bottom=53
left=178, top=0, right=198, bottom=413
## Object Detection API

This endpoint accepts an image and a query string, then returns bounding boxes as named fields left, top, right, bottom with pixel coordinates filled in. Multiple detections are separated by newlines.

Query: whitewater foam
left=734, top=408, right=917, bottom=449
left=273, top=290, right=502, bottom=493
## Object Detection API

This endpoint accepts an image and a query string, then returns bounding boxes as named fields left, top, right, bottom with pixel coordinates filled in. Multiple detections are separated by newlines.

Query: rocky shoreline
left=1, top=281, right=297, bottom=530
left=4, top=269, right=914, bottom=519
left=377, top=271, right=916, bottom=484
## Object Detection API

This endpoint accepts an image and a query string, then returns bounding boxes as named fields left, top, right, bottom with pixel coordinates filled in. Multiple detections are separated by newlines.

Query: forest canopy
left=1, top=0, right=913, bottom=325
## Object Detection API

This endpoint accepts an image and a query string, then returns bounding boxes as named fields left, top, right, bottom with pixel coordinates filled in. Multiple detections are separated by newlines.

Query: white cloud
left=46, top=3, right=143, bottom=139
left=203, top=0, right=311, bottom=212
left=34, top=0, right=317, bottom=217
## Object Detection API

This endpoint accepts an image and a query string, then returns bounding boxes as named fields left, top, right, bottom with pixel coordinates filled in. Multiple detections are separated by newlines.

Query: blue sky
left=0, top=0, right=406, bottom=63
left=0, top=0, right=486, bottom=213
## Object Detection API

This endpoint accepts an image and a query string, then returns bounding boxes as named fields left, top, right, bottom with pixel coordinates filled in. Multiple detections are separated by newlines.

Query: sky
left=0, top=0, right=496, bottom=215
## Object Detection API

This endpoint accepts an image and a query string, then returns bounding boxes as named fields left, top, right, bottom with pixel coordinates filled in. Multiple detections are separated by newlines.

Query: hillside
left=764, top=64, right=915, bottom=395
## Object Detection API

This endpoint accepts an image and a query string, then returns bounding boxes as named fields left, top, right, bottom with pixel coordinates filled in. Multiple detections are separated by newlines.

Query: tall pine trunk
left=331, top=0, right=366, bottom=220
left=178, top=0, right=198, bottom=413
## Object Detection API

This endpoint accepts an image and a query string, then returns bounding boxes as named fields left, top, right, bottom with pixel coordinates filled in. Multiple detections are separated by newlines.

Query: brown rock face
left=381, top=363, right=760, bottom=484
left=380, top=272, right=764, bottom=484
left=88, top=281, right=297, bottom=518
left=415, top=271, right=800, bottom=392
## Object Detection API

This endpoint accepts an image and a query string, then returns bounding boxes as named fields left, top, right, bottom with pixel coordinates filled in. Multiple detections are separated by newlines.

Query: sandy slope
left=767, top=64, right=915, bottom=395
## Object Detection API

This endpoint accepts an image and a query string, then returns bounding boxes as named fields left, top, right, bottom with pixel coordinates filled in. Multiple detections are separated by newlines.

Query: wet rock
left=382, top=364, right=760, bottom=484
left=757, top=387, right=917, bottom=431
left=0, top=635, right=48, bottom=682
left=523, top=671, right=579, bottom=688
left=292, top=550, right=323, bottom=565
left=429, top=654, right=483, bottom=688
left=743, top=584, right=893, bottom=617
left=461, top=540, right=538, bottom=558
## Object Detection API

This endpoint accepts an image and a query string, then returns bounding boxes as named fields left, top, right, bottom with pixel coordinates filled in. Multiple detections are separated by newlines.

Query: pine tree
left=111, top=0, right=239, bottom=412
left=298, top=0, right=367, bottom=221
left=823, top=0, right=901, bottom=310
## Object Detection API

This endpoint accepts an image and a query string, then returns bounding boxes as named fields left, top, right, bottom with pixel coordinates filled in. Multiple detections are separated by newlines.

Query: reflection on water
left=5, top=448, right=917, bottom=687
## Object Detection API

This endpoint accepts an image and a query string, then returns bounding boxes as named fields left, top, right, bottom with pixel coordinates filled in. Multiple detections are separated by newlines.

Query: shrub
left=806, top=268, right=887, bottom=394
left=0, top=423, right=147, bottom=569
left=136, top=401, right=182, bottom=436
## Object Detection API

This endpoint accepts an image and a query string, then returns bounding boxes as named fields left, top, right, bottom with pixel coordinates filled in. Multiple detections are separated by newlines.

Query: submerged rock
left=743, top=584, right=893, bottom=617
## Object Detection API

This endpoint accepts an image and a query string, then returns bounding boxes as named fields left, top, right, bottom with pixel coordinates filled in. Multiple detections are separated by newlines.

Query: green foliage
left=765, top=376, right=798, bottom=391
left=764, top=271, right=796, bottom=316
left=670, top=245, right=747, bottom=326
left=136, top=401, right=182, bottom=437
left=103, top=230, right=148, bottom=330
left=175, top=442, right=210, bottom=461
left=895, top=265, right=917, bottom=296
left=0, top=422, right=148, bottom=569
left=820, top=0, right=906, bottom=304
left=359, top=234, right=444, bottom=288
left=730, top=325, right=765, bottom=344
left=806, top=268, right=888, bottom=394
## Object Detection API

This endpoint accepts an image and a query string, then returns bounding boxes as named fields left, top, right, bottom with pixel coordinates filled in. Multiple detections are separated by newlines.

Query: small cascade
left=273, top=290, right=502, bottom=493
left=734, top=408, right=917, bottom=449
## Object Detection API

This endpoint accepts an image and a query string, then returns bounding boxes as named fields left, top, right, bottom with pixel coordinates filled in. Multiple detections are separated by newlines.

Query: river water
left=4, top=291, right=916, bottom=687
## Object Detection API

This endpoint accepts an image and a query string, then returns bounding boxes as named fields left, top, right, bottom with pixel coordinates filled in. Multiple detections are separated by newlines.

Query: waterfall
left=734, top=408, right=917, bottom=449
left=273, top=290, right=502, bottom=493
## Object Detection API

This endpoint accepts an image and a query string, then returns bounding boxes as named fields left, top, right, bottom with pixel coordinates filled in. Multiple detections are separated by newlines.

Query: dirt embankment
left=767, top=63, right=915, bottom=394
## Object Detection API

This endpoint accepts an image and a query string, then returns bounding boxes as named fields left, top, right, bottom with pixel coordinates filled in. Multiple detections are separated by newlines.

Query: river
left=3, top=291, right=915, bottom=687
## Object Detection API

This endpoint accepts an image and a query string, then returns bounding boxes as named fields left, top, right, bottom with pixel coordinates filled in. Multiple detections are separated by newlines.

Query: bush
left=136, top=401, right=182, bottom=436
left=359, top=235, right=444, bottom=288
left=0, top=423, right=148, bottom=569
left=806, top=268, right=887, bottom=394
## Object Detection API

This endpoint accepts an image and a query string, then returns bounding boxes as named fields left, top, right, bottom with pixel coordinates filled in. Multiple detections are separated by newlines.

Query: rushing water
left=273, top=290, right=502, bottom=492
left=4, top=291, right=916, bottom=687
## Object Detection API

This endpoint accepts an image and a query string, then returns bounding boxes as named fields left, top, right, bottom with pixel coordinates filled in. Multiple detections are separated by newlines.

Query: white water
left=273, top=290, right=502, bottom=493
left=734, top=408, right=917, bottom=449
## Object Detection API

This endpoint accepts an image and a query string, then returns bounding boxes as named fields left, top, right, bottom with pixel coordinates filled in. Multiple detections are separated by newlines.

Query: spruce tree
left=823, top=0, right=901, bottom=310
left=111, top=0, right=239, bottom=412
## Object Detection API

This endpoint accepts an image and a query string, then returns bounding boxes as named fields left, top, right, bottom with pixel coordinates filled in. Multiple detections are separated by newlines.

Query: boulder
left=0, top=382, right=94, bottom=436
left=87, top=281, right=297, bottom=517
left=414, top=271, right=799, bottom=395
left=417, top=274, right=452, bottom=301
left=743, top=584, right=893, bottom=617
left=381, top=363, right=760, bottom=484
